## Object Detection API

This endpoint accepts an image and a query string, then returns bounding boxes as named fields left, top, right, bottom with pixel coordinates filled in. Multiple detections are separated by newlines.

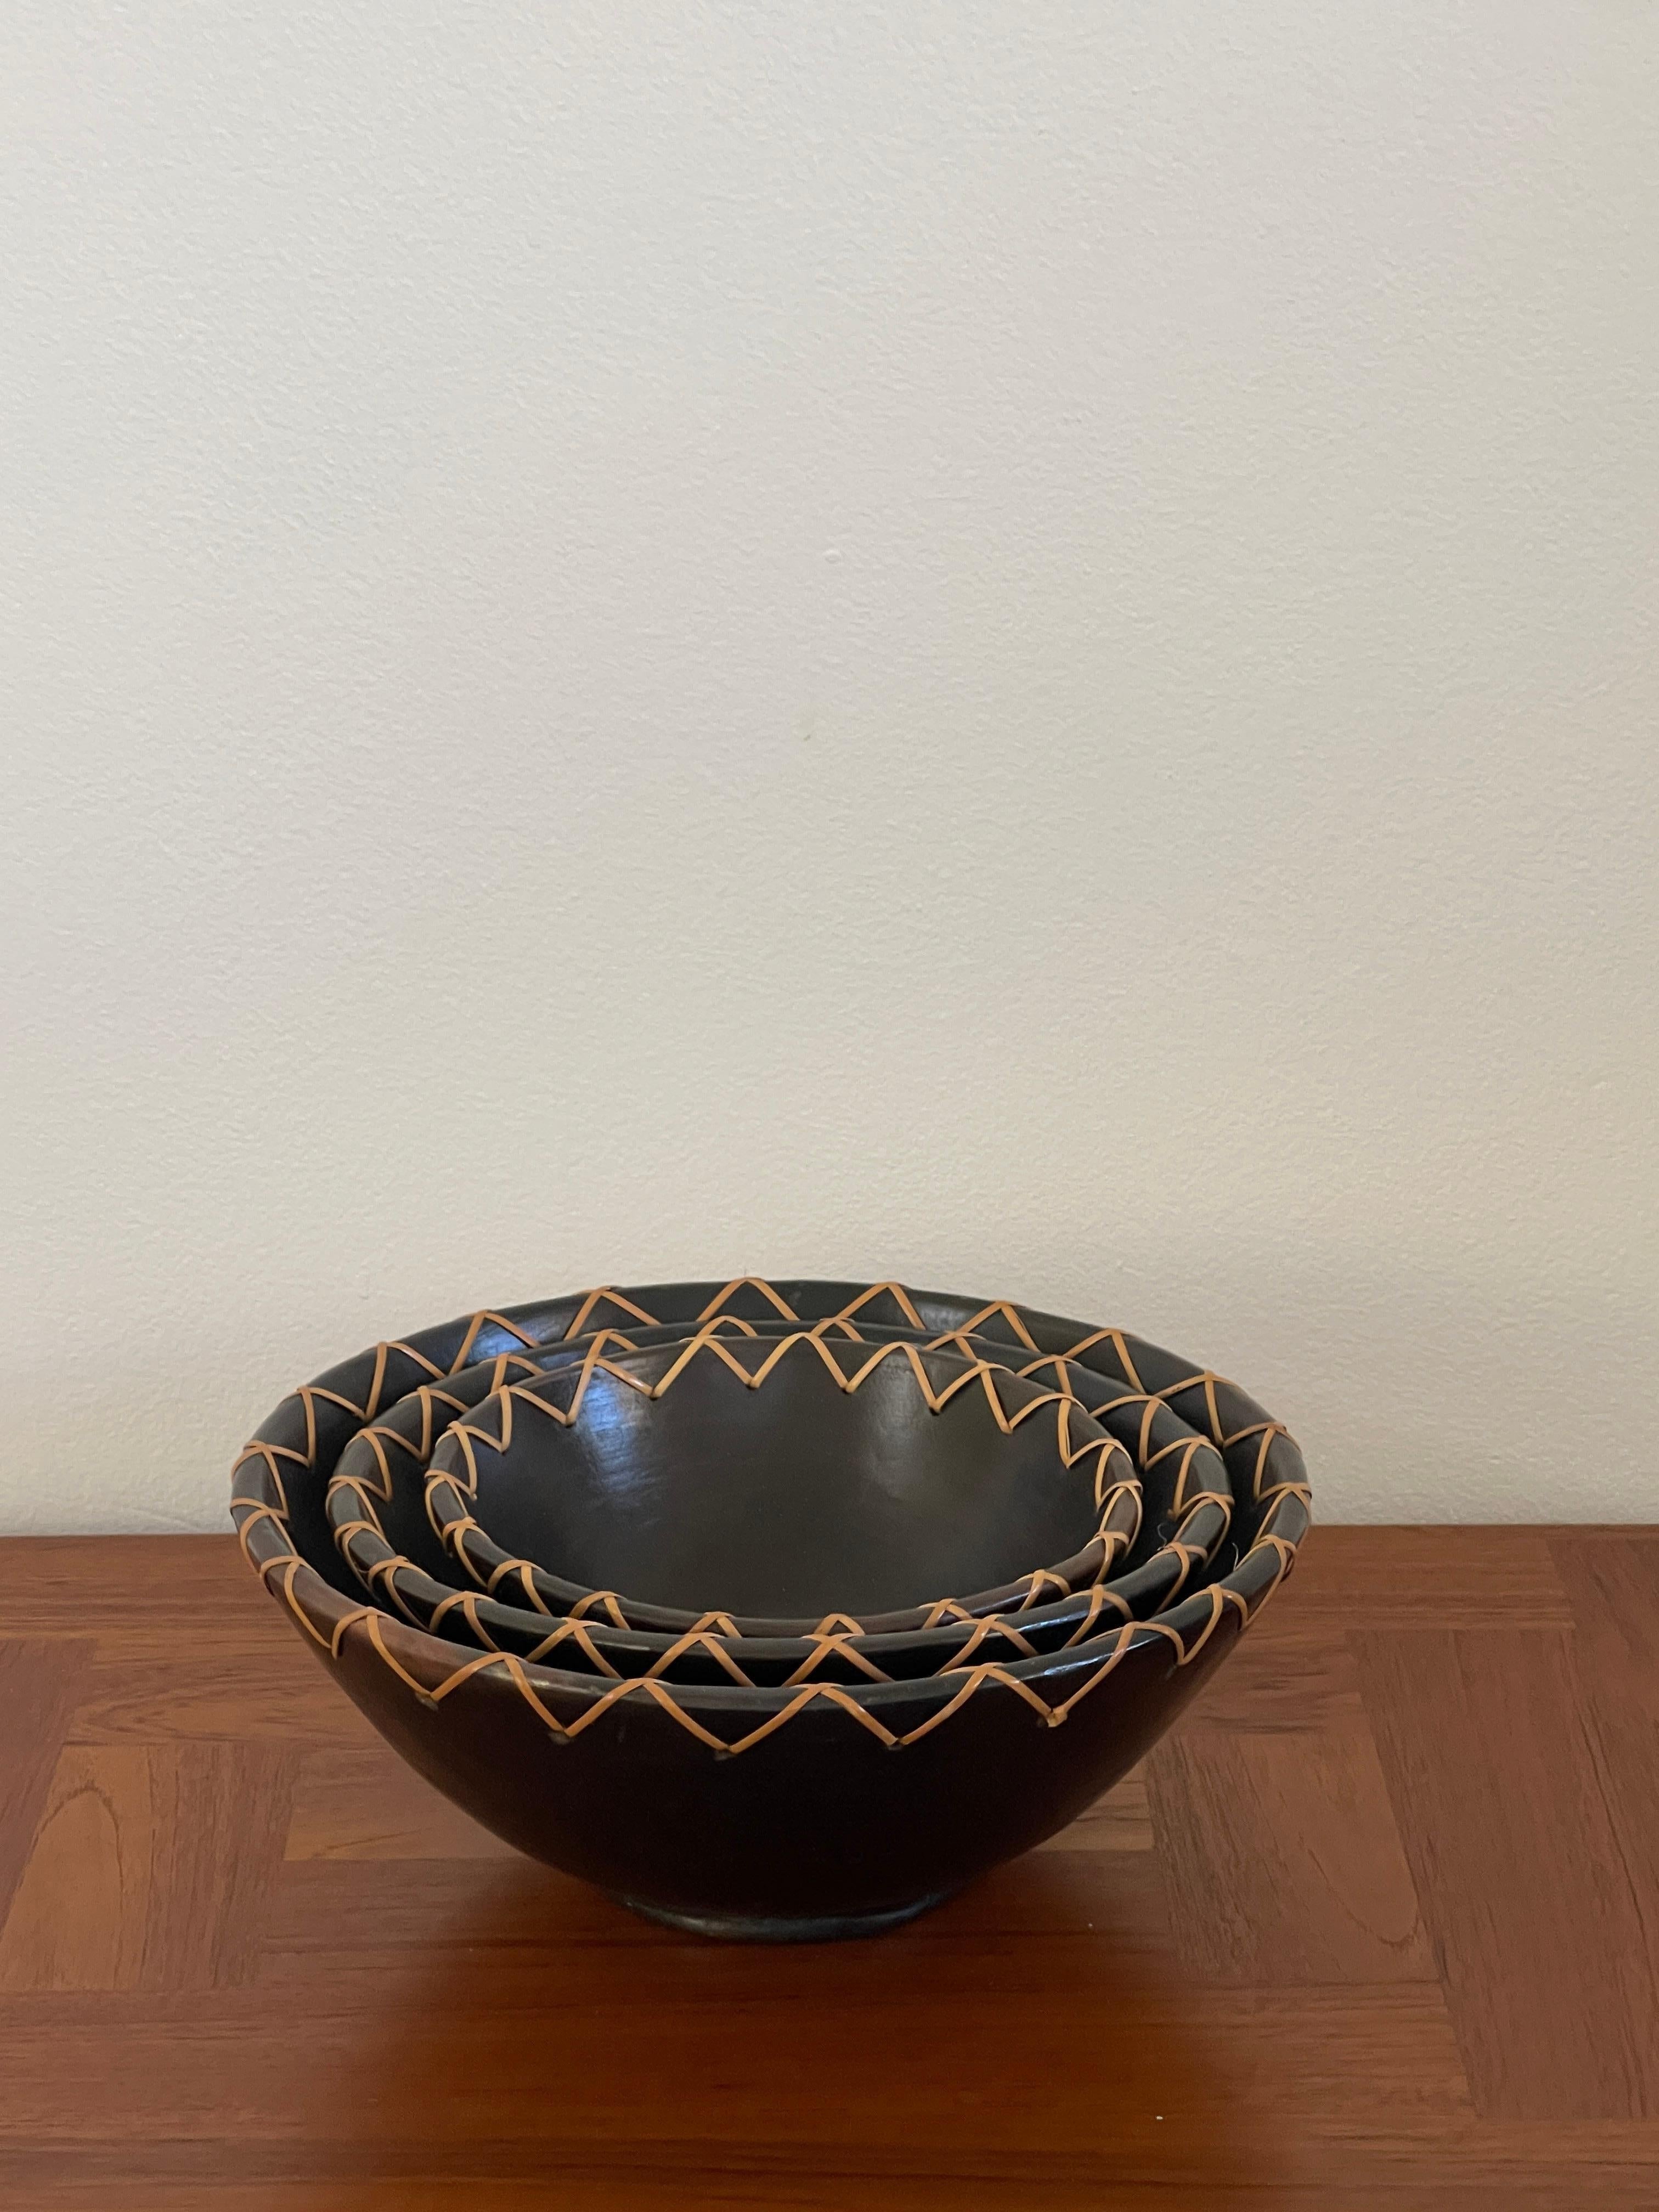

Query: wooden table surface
left=1, top=1527, right=1656, bottom=2209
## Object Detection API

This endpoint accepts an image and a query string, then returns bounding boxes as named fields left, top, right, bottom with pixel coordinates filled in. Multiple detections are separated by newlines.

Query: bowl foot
left=612, top=1890, right=953, bottom=1943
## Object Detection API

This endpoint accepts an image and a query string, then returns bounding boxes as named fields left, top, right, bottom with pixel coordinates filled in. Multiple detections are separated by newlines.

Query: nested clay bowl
left=323, top=1324, right=1231, bottom=1685
left=325, top=1316, right=1231, bottom=1595
left=233, top=1278, right=1310, bottom=1939
left=422, top=1335, right=1142, bottom=1637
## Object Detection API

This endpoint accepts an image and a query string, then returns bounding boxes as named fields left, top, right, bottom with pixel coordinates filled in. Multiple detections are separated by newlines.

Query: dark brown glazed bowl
left=423, top=1336, right=1143, bottom=1635
left=323, top=1324, right=1231, bottom=1684
left=233, top=1279, right=1309, bottom=1939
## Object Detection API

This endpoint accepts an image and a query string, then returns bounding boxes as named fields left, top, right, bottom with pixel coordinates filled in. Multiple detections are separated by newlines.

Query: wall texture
left=3, top=3, right=1656, bottom=1532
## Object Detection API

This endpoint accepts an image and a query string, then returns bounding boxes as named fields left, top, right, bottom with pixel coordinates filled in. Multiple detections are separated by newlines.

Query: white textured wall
left=3, top=3, right=1656, bottom=1534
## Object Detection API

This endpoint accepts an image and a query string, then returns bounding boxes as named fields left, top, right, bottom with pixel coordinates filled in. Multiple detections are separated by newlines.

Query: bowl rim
left=322, top=1319, right=1233, bottom=1681
left=424, top=1331, right=1144, bottom=1635
left=233, top=1277, right=1310, bottom=1756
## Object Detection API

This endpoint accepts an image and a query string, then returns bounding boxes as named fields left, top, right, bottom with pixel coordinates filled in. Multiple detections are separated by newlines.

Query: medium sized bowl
left=323, top=1327, right=1231, bottom=1681
left=424, top=1334, right=1143, bottom=1636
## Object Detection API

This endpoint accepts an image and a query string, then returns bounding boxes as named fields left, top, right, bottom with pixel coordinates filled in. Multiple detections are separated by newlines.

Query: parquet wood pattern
left=1355, top=1624, right=1659, bottom=2121
left=0, top=1529, right=1655, bottom=2209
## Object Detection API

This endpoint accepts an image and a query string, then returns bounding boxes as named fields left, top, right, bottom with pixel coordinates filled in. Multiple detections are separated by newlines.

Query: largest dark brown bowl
left=232, top=1278, right=1310, bottom=1939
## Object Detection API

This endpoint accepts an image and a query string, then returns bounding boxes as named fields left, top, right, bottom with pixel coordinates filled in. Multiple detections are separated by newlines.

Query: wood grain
left=1356, top=1624, right=1659, bottom=2120
left=1032, top=1763, right=1150, bottom=1849
left=0, top=1530, right=1654, bottom=2208
left=1285, top=1524, right=1575, bottom=1627
left=1145, top=1722, right=1434, bottom=1984
left=1163, top=1618, right=1364, bottom=1734
left=0, top=1639, right=92, bottom=1924
left=0, top=1743, right=293, bottom=1991
left=1551, top=1534, right=1659, bottom=2008
left=285, top=1746, right=518, bottom=1863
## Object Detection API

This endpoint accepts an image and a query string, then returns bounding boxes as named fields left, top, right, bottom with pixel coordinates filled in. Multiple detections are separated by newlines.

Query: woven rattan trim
left=325, top=1324, right=1232, bottom=1650
left=550, top=1287, right=1296, bottom=1504
left=420, top=1327, right=1141, bottom=1624
left=240, top=1484, right=1299, bottom=1754
left=324, top=1492, right=1233, bottom=1683
left=236, top=1460, right=1301, bottom=1753
left=232, top=1280, right=1307, bottom=1756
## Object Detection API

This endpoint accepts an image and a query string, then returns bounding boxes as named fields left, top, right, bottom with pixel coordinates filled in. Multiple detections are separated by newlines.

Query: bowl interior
left=444, top=1341, right=1111, bottom=1620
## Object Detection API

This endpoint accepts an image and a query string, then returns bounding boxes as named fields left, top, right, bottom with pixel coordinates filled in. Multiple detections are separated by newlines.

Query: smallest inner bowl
left=425, top=1333, right=1140, bottom=1632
